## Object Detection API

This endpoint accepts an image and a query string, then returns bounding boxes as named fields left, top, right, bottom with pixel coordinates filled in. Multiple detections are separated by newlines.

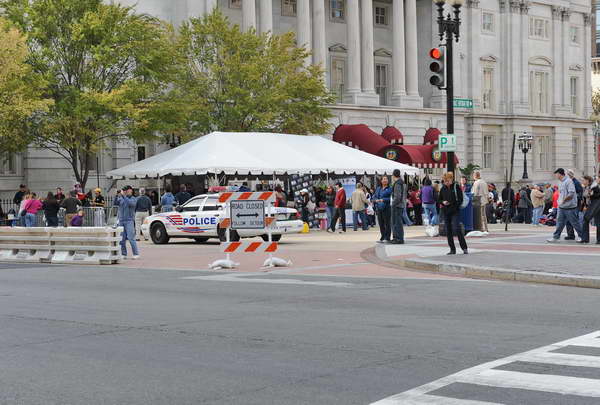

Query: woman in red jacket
left=328, top=182, right=347, bottom=233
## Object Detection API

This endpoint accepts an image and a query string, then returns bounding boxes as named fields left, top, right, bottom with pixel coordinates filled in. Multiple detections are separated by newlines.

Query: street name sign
left=439, top=134, right=457, bottom=152
left=453, top=98, right=473, bottom=108
left=230, top=200, right=265, bottom=229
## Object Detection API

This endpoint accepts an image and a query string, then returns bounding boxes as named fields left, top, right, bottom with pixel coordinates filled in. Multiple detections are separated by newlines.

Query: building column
left=297, top=0, right=312, bottom=66
left=520, top=2, right=530, bottom=108
left=206, top=0, right=217, bottom=14
left=403, top=0, right=423, bottom=107
left=361, top=0, right=377, bottom=98
left=312, top=0, right=327, bottom=70
left=561, top=8, right=571, bottom=111
left=508, top=0, right=527, bottom=114
left=584, top=13, right=593, bottom=117
left=243, top=0, right=257, bottom=31
left=343, top=0, right=362, bottom=103
left=466, top=0, right=482, bottom=111
left=390, top=0, right=407, bottom=106
left=551, top=6, right=563, bottom=115
left=259, top=0, right=273, bottom=34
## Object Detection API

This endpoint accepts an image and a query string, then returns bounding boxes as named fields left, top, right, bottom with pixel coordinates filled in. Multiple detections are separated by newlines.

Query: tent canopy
left=106, top=132, right=420, bottom=179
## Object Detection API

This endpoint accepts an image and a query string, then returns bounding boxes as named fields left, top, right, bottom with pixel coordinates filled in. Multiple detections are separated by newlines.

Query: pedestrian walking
left=160, top=187, right=176, bottom=212
left=408, top=186, right=422, bottom=226
left=328, top=182, right=347, bottom=233
left=390, top=169, right=406, bottom=244
left=373, top=177, right=392, bottom=243
left=43, top=192, right=60, bottom=227
left=298, top=189, right=310, bottom=224
left=564, top=169, right=584, bottom=240
left=547, top=168, right=583, bottom=243
left=61, top=190, right=81, bottom=227
left=135, top=188, right=153, bottom=241
left=115, top=185, right=140, bottom=259
left=438, top=172, right=468, bottom=255
left=364, top=186, right=376, bottom=228
left=579, top=175, right=600, bottom=244
left=324, top=186, right=335, bottom=229
left=530, top=184, right=545, bottom=226
left=471, top=171, right=489, bottom=232
left=351, top=183, right=369, bottom=231
left=501, top=184, right=515, bottom=223
left=421, top=178, right=438, bottom=225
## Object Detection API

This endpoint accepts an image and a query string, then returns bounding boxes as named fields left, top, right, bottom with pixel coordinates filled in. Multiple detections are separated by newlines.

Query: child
left=70, top=209, right=84, bottom=226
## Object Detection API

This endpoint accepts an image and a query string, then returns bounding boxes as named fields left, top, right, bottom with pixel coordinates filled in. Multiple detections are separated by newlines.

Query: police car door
left=196, top=196, right=221, bottom=237
left=173, top=196, right=206, bottom=236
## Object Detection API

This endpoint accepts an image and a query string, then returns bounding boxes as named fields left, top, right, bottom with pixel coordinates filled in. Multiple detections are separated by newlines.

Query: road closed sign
left=230, top=200, right=265, bottom=229
left=439, top=134, right=456, bottom=152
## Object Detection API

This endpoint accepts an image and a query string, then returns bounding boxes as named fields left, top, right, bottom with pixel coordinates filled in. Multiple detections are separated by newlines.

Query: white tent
left=106, top=132, right=420, bottom=179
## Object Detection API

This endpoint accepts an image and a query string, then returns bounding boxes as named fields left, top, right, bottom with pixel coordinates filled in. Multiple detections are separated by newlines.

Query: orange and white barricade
left=209, top=191, right=289, bottom=270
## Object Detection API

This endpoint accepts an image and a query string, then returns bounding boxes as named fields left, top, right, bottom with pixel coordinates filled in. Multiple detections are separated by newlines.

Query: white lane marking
left=460, top=369, right=600, bottom=397
left=371, top=330, right=600, bottom=404
left=181, top=273, right=353, bottom=287
left=388, top=394, right=501, bottom=405
left=519, top=351, right=600, bottom=368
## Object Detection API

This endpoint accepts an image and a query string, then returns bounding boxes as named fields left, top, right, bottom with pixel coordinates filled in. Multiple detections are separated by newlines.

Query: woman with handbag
left=438, top=172, right=468, bottom=255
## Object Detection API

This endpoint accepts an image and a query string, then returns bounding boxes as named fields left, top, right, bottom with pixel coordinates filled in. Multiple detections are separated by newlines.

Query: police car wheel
left=150, top=223, right=170, bottom=244
left=261, top=234, right=281, bottom=242
left=193, top=237, right=209, bottom=243
left=218, top=228, right=240, bottom=242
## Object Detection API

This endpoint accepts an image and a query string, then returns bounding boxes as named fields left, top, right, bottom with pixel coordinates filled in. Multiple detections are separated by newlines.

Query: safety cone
left=301, top=222, right=310, bottom=233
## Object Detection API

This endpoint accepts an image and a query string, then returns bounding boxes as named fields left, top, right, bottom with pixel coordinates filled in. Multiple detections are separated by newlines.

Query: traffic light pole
left=445, top=36, right=455, bottom=174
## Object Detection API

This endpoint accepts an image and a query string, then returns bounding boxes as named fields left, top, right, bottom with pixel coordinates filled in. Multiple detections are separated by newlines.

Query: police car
left=141, top=194, right=304, bottom=244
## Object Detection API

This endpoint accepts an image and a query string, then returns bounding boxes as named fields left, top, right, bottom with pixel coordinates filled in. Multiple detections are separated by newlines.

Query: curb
left=403, top=257, right=600, bottom=289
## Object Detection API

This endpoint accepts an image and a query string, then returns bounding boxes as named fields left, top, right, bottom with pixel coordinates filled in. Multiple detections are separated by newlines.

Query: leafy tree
left=174, top=10, right=334, bottom=135
left=0, top=0, right=178, bottom=189
left=0, top=18, right=51, bottom=155
left=458, top=163, right=481, bottom=180
left=592, top=89, right=600, bottom=122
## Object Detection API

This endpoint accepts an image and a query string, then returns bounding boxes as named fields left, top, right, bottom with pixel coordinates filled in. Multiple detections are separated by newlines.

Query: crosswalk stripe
left=374, top=394, right=502, bottom=405
left=519, top=351, right=600, bottom=368
left=458, top=369, right=600, bottom=397
left=370, top=330, right=600, bottom=404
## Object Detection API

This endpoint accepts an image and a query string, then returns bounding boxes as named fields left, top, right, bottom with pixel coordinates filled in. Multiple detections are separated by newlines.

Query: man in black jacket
left=390, top=169, right=405, bottom=244
left=13, top=184, right=27, bottom=206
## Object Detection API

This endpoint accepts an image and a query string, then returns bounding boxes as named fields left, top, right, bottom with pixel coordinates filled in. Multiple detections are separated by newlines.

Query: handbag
left=19, top=201, right=30, bottom=217
left=453, top=184, right=469, bottom=210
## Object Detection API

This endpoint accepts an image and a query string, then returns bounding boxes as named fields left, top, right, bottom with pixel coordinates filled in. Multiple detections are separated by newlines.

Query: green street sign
left=453, top=98, right=473, bottom=108
left=439, top=134, right=457, bottom=152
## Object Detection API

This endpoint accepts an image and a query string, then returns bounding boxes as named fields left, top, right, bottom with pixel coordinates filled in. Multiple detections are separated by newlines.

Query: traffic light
left=428, top=47, right=445, bottom=89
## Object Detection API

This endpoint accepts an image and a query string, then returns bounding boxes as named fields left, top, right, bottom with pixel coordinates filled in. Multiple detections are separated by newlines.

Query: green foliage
left=174, top=10, right=335, bottom=136
left=0, top=17, right=52, bottom=154
left=458, top=163, right=481, bottom=180
left=592, top=89, right=600, bottom=121
left=0, top=0, right=178, bottom=188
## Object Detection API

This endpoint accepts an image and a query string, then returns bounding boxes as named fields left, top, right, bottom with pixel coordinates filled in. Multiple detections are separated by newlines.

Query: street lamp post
left=434, top=0, right=463, bottom=174
left=517, top=131, right=533, bottom=180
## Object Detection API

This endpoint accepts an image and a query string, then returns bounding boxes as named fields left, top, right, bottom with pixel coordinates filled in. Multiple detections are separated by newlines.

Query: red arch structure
left=381, top=126, right=404, bottom=145
left=333, top=124, right=458, bottom=168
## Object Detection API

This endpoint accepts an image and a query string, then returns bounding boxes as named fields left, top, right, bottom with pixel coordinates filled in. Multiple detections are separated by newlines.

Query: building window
left=529, top=71, right=549, bottom=114
left=282, top=0, right=297, bottom=16
left=229, top=0, right=241, bottom=9
left=482, top=68, right=494, bottom=111
left=375, top=64, right=389, bottom=105
left=0, top=153, right=16, bottom=175
left=331, top=57, right=346, bottom=103
left=536, top=136, right=551, bottom=170
left=482, top=12, right=494, bottom=33
left=374, top=6, right=388, bottom=26
left=572, top=136, right=581, bottom=169
left=570, top=77, right=578, bottom=114
left=570, top=26, right=580, bottom=44
left=137, top=146, right=146, bottom=162
left=529, top=17, right=549, bottom=39
left=330, top=0, right=345, bottom=21
left=482, top=134, right=494, bottom=169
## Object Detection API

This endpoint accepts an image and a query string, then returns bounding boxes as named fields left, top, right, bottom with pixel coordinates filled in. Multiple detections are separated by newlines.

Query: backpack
left=453, top=184, right=469, bottom=210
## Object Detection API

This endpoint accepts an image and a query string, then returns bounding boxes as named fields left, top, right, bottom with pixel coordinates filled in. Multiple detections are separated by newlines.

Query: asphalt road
left=1, top=262, right=600, bottom=404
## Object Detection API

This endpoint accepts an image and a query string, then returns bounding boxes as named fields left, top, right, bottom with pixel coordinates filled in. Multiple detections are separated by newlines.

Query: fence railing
left=1, top=206, right=119, bottom=227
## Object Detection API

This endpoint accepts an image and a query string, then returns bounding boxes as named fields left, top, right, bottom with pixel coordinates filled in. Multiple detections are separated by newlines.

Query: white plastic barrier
left=0, top=227, right=123, bottom=265
left=0, top=227, right=52, bottom=263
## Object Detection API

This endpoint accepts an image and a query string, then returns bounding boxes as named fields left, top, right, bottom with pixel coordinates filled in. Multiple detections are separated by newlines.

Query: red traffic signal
left=428, top=47, right=445, bottom=89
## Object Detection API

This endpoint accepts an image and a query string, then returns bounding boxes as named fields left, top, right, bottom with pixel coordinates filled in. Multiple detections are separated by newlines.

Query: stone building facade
left=0, top=0, right=595, bottom=198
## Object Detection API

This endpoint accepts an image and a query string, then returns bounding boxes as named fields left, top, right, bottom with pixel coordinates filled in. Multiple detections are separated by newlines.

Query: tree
left=174, top=10, right=335, bottom=135
left=0, top=18, right=51, bottom=155
left=0, top=0, right=178, bottom=189
left=592, top=89, right=600, bottom=122
left=458, top=163, right=481, bottom=180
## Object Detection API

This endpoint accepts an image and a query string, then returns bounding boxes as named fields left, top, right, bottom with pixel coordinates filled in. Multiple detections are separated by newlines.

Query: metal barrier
left=0, top=226, right=123, bottom=265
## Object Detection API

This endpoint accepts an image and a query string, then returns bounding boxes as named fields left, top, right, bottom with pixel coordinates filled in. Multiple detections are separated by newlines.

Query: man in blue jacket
left=115, top=185, right=139, bottom=259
